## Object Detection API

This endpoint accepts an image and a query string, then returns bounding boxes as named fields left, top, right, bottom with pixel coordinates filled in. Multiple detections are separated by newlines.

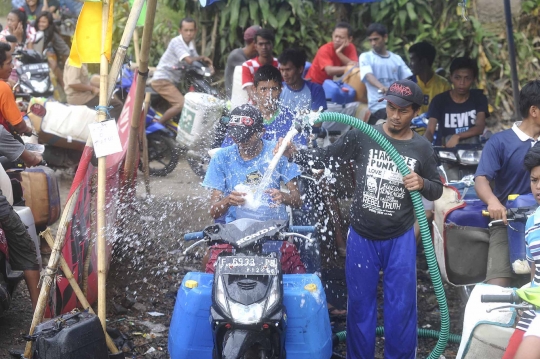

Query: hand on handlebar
left=20, top=150, right=43, bottom=168
left=486, top=200, right=508, bottom=225
left=227, top=191, right=246, bottom=207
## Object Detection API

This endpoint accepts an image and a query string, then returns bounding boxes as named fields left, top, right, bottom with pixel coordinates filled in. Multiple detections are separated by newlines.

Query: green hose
left=315, top=112, right=450, bottom=359
left=335, top=328, right=461, bottom=344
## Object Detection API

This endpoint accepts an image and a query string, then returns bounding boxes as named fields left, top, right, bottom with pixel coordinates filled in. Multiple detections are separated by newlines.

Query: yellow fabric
left=517, top=286, right=540, bottom=307
left=416, top=74, right=452, bottom=115
left=68, top=0, right=114, bottom=68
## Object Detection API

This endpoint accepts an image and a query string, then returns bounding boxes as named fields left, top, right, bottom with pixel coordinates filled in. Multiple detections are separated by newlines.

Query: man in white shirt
left=150, top=18, right=213, bottom=125
left=359, top=23, right=412, bottom=124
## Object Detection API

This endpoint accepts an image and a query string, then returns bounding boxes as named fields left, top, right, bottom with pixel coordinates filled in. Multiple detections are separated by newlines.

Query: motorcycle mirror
left=29, top=103, right=47, bottom=117
left=4, top=35, right=17, bottom=43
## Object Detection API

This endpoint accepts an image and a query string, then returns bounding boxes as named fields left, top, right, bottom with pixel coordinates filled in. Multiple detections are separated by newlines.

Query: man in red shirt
left=241, top=28, right=278, bottom=103
left=306, top=22, right=358, bottom=85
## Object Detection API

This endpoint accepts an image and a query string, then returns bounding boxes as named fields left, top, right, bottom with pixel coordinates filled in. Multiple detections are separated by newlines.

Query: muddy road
left=0, top=159, right=465, bottom=358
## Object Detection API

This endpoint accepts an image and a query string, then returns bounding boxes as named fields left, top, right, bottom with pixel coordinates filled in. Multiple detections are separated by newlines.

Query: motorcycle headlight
left=30, top=79, right=48, bottom=93
left=215, top=277, right=230, bottom=316
left=457, top=150, right=482, bottom=165
left=438, top=151, right=457, bottom=162
left=228, top=301, right=265, bottom=325
left=264, top=277, right=280, bottom=313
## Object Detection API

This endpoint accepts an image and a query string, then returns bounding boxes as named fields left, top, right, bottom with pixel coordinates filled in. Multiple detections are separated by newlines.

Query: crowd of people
left=2, top=8, right=540, bottom=358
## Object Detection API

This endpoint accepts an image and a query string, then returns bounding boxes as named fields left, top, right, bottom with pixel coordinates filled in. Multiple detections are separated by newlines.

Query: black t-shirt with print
left=294, top=125, right=443, bottom=240
left=428, top=89, right=489, bottom=145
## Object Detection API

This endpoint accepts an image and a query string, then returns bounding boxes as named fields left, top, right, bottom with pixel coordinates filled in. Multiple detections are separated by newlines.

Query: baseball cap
left=227, top=104, right=264, bottom=143
left=244, top=25, right=262, bottom=41
left=379, top=79, right=424, bottom=108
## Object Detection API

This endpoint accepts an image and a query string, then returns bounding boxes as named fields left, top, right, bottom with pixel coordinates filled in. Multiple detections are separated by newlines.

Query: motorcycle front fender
left=221, top=329, right=271, bottom=359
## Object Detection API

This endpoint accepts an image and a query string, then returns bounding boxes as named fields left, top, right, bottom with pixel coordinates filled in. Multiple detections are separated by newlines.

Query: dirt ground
left=0, top=159, right=465, bottom=358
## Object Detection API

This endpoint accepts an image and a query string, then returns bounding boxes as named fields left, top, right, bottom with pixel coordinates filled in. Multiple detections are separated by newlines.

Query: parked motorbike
left=434, top=144, right=483, bottom=182
left=0, top=152, right=44, bottom=317
left=169, top=219, right=333, bottom=359
left=456, top=283, right=540, bottom=359
left=11, top=33, right=54, bottom=99
left=433, top=190, right=536, bottom=303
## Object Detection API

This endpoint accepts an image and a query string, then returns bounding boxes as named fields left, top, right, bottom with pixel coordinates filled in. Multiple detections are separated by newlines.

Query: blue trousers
left=346, top=226, right=417, bottom=359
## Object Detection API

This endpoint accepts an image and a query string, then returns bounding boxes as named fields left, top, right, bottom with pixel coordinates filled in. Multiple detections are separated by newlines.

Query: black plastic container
left=32, top=311, right=108, bottom=359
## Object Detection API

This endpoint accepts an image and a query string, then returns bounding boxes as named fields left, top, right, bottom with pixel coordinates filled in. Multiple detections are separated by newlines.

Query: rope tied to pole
left=38, top=265, right=59, bottom=287
left=95, top=105, right=114, bottom=119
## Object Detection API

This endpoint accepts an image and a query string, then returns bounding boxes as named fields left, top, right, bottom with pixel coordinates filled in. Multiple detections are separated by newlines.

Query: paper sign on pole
left=89, top=120, right=123, bottom=158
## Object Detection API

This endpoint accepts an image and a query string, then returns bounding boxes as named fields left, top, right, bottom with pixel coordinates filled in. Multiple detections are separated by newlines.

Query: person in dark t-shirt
left=277, top=79, right=443, bottom=359
left=425, top=57, right=489, bottom=147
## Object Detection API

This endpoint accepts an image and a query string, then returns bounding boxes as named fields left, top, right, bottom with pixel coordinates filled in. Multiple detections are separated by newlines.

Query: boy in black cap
left=277, top=79, right=443, bottom=359
left=202, top=104, right=305, bottom=274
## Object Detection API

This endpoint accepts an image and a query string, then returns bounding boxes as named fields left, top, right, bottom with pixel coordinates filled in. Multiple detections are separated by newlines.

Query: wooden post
left=41, top=231, right=119, bottom=354
left=210, top=13, right=218, bottom=63
left=133, top=27, right=141, bottom=65
left=106, top=0, right=146, bottom=102
left=123, top=0, right=158, bottom=184
left=97, top=0, right=111, bottom=332
left=23, top=188, right=81, bottom=358
left=142, top=93, right=151, bottom=195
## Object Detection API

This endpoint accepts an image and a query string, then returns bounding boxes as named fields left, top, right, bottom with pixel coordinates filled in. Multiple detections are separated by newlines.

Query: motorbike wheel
left=141, top=134, right=179, bottom=177
left=187, top=153, right=210, bottom=178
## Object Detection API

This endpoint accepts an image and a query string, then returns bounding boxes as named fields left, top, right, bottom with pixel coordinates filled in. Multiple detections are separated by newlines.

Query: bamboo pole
left=210, top=13, right=218, bottom=63
left=142, top=93, right=151, bottom=195
left=106, top=0, right=146, bottom=102
left=123, top=0, right=158, bottom=184
left=97, top=0, right=111, bottom=333
left=23, top=188, right=80, bottom=359
left=133, top=27, right=140, bottom=65
left=42, top=231, right=119, bottom=354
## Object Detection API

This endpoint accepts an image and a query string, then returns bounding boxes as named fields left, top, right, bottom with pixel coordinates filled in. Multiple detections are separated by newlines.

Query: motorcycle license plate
left=218, top=256, right=278, bottom=275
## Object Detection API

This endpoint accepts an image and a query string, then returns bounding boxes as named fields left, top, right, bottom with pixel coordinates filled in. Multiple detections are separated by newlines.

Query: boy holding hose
left=276, top=79, right=443, bottom=358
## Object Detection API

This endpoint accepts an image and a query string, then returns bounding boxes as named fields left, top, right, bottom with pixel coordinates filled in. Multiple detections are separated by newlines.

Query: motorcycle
left=433, top=190, right=536, bottom=303
left=434, top=144, right=483, bottom=183
left=0, top=153, right=44, bottom=317
left=169, top=219, right=334, bottom=359
left=456, top=283, right=540, bottom=359
left=11, top=33, right=54, bottom=99
left=115, top=60, right=224, bottom=177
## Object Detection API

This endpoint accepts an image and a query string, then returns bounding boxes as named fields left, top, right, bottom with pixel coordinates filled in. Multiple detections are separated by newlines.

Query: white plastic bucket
left=176, top=92, right=223, bottom=147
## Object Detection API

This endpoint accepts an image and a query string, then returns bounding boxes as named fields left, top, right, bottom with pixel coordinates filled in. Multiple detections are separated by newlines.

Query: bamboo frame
left=142, top=93, right=152, bottom=195
left=132, top=27, right=141, bottom=65
left=23, top=188, right=81, bottom=358
left=123, top=0, right=159, bottom=184
left=41, top=231, right=119, bottom=353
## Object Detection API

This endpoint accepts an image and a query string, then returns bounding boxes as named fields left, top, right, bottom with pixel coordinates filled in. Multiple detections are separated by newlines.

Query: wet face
left=235, top=131, right=262, bottom=156
left=450, top=68, right=475, bottom=95
left=37, top=16, right=50, bottom=31
left=409, top=52, right=423, bottom=76
left=255, top=36, right=273, bottom=58
left=279, top=61, right=303, bottom=86
left=531, top=166, right=540, bottom=203
left=0, top=52, right=14, bottom=81
left=385, top=102, right=417, bottom=133
left=6, top=13, right=20, bottom=33
left=254, top=80, right=281, bottom=111
left=179, top=21, right=196, bottom=44
left=368, top=32, right=387, bottom=54
left=332, top=28, right=350, bottom=50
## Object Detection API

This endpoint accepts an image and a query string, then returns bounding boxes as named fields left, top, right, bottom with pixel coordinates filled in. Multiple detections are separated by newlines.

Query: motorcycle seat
left=7, top=269, right=24, bottom=280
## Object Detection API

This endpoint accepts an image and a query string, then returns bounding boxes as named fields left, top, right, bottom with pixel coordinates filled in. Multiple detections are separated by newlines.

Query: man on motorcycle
left=277, top=79, right=443, bottom=359
left=408, top=41, right=451, bottom=115
left=224, top=25, right=260, bottom=98
left=151, top=17, right=213, bottom=125
left=202, top=104, right=305, bottom=274
left=241, top=28, right=278, bottom=103
left=278, top=48, right=327, bottom=115
left=305, top=22, right=358, bottom=85
left=360, top=23, right=412, bottom=125
left=503, top=141, right=540, bottom=358
left=0, top=41, right=33, bottom=134
left=425, top=56, right=488, bottom=147
left=474, top=80, right=540, bottom=289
